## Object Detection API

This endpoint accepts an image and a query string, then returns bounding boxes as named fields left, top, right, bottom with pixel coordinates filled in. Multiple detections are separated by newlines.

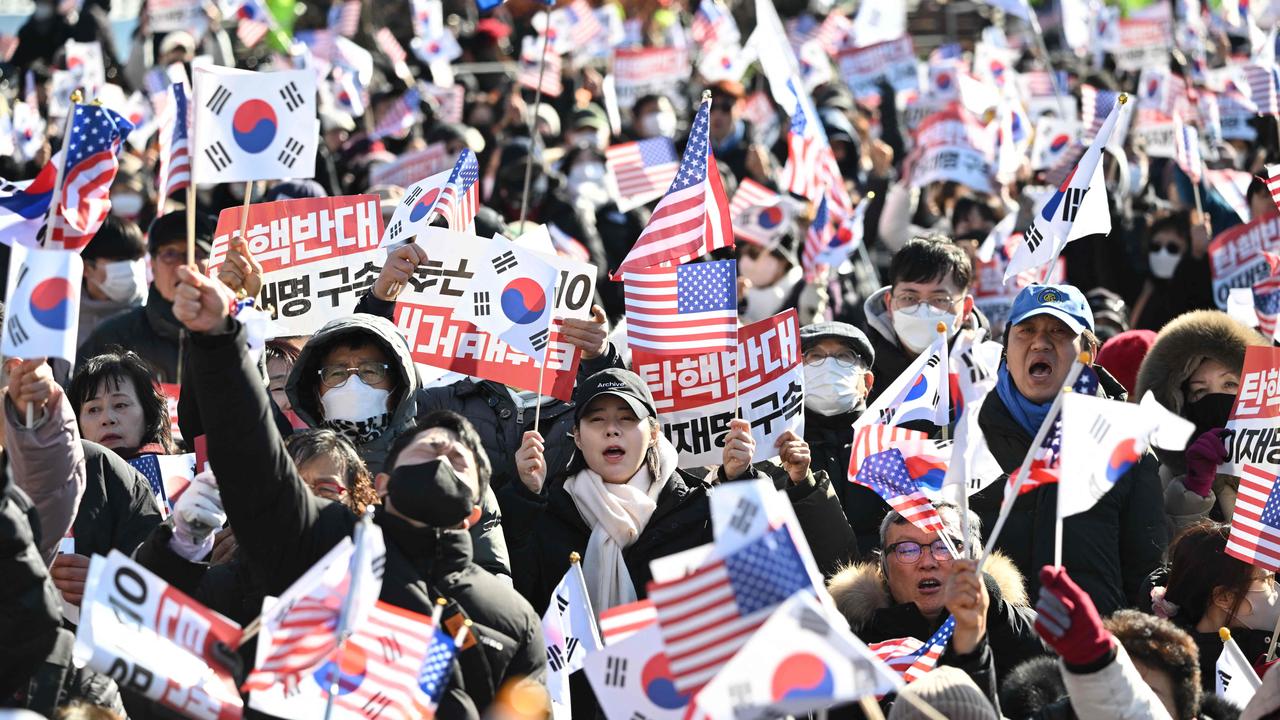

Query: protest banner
left=73, top=551, right=244, bottom=720
left=1133, top=110, right=1176, bottom=159
left=613, top=46, right=691, bottom=115
left=1113, top=18, right=1172, bottom=72
left=899, top=95, right=948, bottom=136
left=368, top=142, right=455, bottom=189
left=632, top=309, right=803, bottom=469
left=209, top=195, right=383, bottom=335
left=906, top=105, right=995, bottom=193
left=1221, top=347, right=1280, bottom=478
left=1209, top=216, right=1280, bottom=309
left=394, top=227, right=598, bottom=400
left=147, top=0, right=207, bottom=35
left=836, top=35, right=919, bottom=98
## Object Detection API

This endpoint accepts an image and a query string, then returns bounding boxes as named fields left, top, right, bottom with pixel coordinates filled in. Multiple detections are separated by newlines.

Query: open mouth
left=602, top=445, right=626, bottom=462
left=917, top=578, right=943, bottom=594
left=1029, top=361, right=1053, bottom=379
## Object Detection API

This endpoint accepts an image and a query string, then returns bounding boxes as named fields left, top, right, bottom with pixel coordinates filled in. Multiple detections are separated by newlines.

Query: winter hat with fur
left=1134, top=310, right=1267, bottom=416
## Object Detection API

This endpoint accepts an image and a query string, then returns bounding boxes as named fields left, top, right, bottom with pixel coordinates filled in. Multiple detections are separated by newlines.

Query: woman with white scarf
left=501, top=368, right=831, bottom=619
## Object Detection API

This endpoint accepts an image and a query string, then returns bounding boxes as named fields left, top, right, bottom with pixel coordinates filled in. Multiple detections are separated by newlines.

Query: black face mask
left=386, top=459, right=474, bottom=528
left=1183, top=392, right=1236, bottom=438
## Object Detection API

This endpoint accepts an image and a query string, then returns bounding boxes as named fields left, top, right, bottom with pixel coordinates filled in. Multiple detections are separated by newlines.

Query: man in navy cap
left=973, top=284, right=1166, bottom=615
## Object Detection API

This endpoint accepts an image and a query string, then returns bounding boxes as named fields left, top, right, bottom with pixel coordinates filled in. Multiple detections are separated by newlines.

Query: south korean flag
left=458, top=234, right=561, bottom=360
left=192, top=66, right=317, bottom=184
left=381, top=166, right=452, bottom=248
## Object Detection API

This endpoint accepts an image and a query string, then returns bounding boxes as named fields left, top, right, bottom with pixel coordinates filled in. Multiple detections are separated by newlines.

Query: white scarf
left=564, top=438, right=676, bottom=612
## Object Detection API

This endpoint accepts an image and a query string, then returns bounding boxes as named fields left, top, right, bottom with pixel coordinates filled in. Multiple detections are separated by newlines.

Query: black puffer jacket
left=186, top=318, right=546, bottom=714
left=0, top=471, right=62, bottom=702
left=971, top=367, right=1167, bottom=614
left=71, top=441, right=164, bottom=560
left=78, top=288, right=185, bottom=383
left=804, top=408, right=891, bottom=555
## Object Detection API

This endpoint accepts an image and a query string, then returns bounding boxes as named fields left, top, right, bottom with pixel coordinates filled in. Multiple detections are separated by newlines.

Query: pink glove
left=1183, top=429, right=1229, bottom=498
left=1035, top=566, right=1114, bottom=667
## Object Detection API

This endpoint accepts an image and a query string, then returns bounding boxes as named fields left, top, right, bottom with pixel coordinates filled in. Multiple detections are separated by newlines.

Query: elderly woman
left=67, top=350, right=176, bottom=460
left=970, top=284, right=1166, bottom=615
left=1134, top=310, right=1270, bottom=531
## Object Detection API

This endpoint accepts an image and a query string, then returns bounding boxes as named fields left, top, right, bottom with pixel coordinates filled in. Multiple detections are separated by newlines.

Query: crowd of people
left=5, top=0, right=1280, bottom=717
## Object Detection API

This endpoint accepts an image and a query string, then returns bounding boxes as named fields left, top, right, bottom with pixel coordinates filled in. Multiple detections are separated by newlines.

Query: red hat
left=1096, top=329, right=1158, bottom=398
left=475, top=18, right=511, bottom=41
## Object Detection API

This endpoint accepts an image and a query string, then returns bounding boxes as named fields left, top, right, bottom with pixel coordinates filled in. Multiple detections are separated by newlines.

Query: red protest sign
left=1223, top=347, right=1280, bottom=480
left=1209, top=216, right=1280, bottom=310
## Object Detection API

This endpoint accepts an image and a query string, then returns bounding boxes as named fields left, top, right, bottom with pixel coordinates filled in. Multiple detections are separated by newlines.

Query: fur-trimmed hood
left=826, top=551, right=1029, bottom=630
left=1134, top=310, right=1268, bottom=417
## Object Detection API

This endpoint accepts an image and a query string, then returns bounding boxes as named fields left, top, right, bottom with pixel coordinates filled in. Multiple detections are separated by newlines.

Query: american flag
left=331, top=603, right=456, bottom=718
left=801, top=192, right=833, bottom=278
left=605, top=138, right=680, bottom=207
left=847, top=424, right=949, bottom=478
left=49, top=104, right=133, bottom=251
left=1267, top=164, right=1280, bottom=217
left=1253, top=268, right=1280, bottom=338
left=648, top=526, right=813, bottom=694
left=598, top=599, right=657, bottom=646
left=1226, top=465, right=1280, bottom=572
left=156, top=82, right=190, bottom=202
left=233, top=0, right=273, bottom=48
left=852, top=449, right=945, bottom=533
left=426, top=149, right=479, bottom=232
left=785, top=12, right=851, bottom=54
left=1173, top=113, right=1202, bottom=184
left=1080, top=84, right=1119, bottom=139
left=613, top=95, right=733, bottom=276
left=558, top=0, right=605, bottom=47
left=779, top=78, right=851, bottom=219
left=1007, top=367, right=1100, bottom=495
left=375, top=28, right=412, bottom=79
left=518, top=39, right=562, bottom=97
left=417, top=625, right=459, bottom=711
left=126, top=454, right=170, bottom=515
left=870, top=617, right=956, bottom=684
left=373, top=88, right=421, bottom=140
left=421, top=82, right=464, bottom=124
left=328, top=0, right=361, bottom=38
left=1021, top=70, right=1065, bottom=97
left=691, top=0, right=739, bottom=46
left=1245, top=64, right=1280, bottom=117
left=624, top=259, right=737, bottom=354
left=244, top=595, right=344, bottom=689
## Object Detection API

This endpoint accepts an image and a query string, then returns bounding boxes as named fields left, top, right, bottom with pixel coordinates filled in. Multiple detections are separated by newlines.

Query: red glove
left=1183, top=429, right=1229, bottom=498
left=1035, top=566, right=1114, bottom=666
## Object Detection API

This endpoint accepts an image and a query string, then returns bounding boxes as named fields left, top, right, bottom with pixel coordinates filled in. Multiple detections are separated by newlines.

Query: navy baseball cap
left=1008, top=284, right=1095, bottom=335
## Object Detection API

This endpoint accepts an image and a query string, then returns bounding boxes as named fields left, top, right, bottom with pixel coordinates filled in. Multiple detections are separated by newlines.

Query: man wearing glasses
left=860, top=234, right=986, bottom=408
left=828, top=502, right=1045, bottom=685
left=79, top=211, right=215, bottom=383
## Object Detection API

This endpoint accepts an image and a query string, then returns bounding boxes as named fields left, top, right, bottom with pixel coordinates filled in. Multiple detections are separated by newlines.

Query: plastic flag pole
left=518, top=1, right=555, bottom=227
left=534, top=275, right=560, bottom=433
left=977, top=352, right=1089, bottom=576
left=323, top=507, right=376, bottom=720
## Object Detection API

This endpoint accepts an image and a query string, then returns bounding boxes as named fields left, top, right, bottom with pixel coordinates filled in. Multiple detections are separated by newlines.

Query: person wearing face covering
left=737, top=228, right=810, bottom=325
left=169, top=269, right=544, bottom=715
left=1128, top=213, right=1217, bottom=332
left=1134, top=310, right=1270, bottom=532
left=630, top=95, right=680, bottom=141
left=77, top=215, right=148, bottom=347
left=798, top=322, right=894, bottom=553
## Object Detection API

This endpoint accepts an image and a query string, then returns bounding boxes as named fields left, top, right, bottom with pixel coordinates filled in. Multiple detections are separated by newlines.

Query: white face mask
left=572, top=130, right=606, bottom=150
left=892, top=304, right=958, bottom=354
left=95, top=259, right=146, bottom=303
left=637, top=112, right=677, bottom=139
left=568, top=163, right=611, bottom=208
left=803, top=358, right=865, bottom=416
left=111, top=193, right=144, bottom=220
left=320, top=376, right=391, bottom=423
left=1148, top=248, right=1181, bottom=280
left=1237, top=580, right=1280, bottom=631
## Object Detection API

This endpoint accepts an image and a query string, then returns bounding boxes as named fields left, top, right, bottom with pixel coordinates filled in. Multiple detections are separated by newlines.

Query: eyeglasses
left=318, top=362, right=392, bottom=388
left=890, top=292, right=960, bottom=313
left=803, top=350, right=864, bottom=369
left=154, top=247, right=209, bottom=265
left=884, top=539, right=961, bottom=564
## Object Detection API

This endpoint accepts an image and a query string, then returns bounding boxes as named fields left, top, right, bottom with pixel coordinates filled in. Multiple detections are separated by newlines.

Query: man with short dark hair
left=861, top=234, right=986, bottom=404
left=78, top=215, right=148, bottom=346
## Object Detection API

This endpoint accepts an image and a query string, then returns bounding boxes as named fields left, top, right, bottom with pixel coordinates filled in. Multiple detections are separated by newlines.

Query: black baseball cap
left=799, top=322, right=875, bottom=368
left=573, top=368, right=657, bottom=424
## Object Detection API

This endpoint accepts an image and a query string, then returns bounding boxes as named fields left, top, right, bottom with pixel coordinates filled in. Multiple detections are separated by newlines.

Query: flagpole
left=534, top=275, right=560, bottom=433
left=323, top=508, right=375, bottom=720
left=977, top=352, right=1089, bottom=576
left=42, top=89, right=82, bottom=249
left=1018, top=0, right=1069, bottom=119
left=567, top=551, right=603, bottom=637
left=238, top=180, right=256, bottom=251
left=858, top=697, right=886, bottom=720
left=518, top=3, right=555, bottom=227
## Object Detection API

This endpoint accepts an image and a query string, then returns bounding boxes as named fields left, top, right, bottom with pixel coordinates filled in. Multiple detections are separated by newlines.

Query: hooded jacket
left=186, top=318, right=545, bottom=715
left=1134, top=310, right=1270, bottom=531
left=78, top=286, right=185, bottom=383
left=285, top=313, right=510, bottom=576
left=827, top=551, right=1044, bottom=683
left=860, top=286, right=989, bottom=406
left=972, top=366, right=1167, bottom=615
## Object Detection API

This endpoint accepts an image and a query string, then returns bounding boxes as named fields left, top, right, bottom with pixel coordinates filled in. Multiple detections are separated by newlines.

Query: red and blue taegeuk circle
left=29, top=277, right=74, bottom=330
left=408, top=187, right=442, bottom=223
left=231, top=99, right=278, bottom=154
left=903, top=374, right=929, bottom=402
left=771, top=653, right=835, bottom=702
left=641, top=652, right=691, bottom=710
left=500, top=277, right=547, bottom=325
left=756, top=205, right=784, bottom=230
left=1107, top=438, right=1143, bottom=482
left=311, top=644, right=369, bottom=696
left=1049, top=134, right=1071, bottom=152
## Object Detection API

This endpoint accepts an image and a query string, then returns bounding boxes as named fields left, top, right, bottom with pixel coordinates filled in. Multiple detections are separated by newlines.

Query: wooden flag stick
left=859, top=697, right=886, bottom=720
left=238, top=180, right=256, bottom=247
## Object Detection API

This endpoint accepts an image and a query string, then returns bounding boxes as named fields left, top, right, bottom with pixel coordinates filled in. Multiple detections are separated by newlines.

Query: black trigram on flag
left=371, top=552, right=386, bottom=578
left=279, top=81, right=305, bottom=112
left=1024, top=223, right=1045, bottom=253
left=1089, top=415, right=1111, bottom=444
left=492, top=251, right=518, bottom=274
left=206, top=85, right=232, bottom=114
left=204, top=141, right=233, bottom=171
left=547, top=644, right=566, bottom=673
left=530, top=328, right=549, bottom=353
left=361, top=691, right=392, bottom=718
left=403, top=185, right=423, bottom=207
left=474, top=291, right=491, bottom=317
left=1059, top=187, right=1087, bottom=223
left=728, top=497, right=758, bottom=535
left=7, top=314, right=28, bottom=346
left=278, top=138, right=306, bottom=168
left=556, top=592, right=569, bottom=614
left=604, top=656, right=628, bottom=687
left=386, top=220, right=403, bottom=239
left=1219, top=669, right=1233, bottom=691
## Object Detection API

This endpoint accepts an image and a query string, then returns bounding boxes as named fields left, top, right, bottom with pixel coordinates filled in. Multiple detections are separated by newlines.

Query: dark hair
left=888, top=234, right=973, bottom=291
left=999, top=656, right=1068, bottom=719
left=1146, top=212, right=1190, bottom=249
left=1163, top=521, right=1257, bottom=628
left=1105, top=610, right=1201, bottom=720
left=567, top=414, right=662, bottom=483
left=147, top=210, right=214, bottom=253
left=67, top=351, right=174, bottom=454
left=83, top=214, right=146, bottom=262
left=265, top=339, right=301, bottom=367
left=307, top=332, right=404, bottom=415
left=285, top=429, right=378, bottom=514
left=950, top=197, right=997, bottom=233
left=384, top=410, right=492, bottom=501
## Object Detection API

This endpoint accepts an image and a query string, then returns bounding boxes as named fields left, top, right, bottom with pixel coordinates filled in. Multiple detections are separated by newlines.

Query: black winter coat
left=971, top=368, right=1168, bottom=614
left=0, top=472, right=62, bottom=702
left=78, top=288, right=185, bottom=383
left=185, top=319, right=545, bottom=714
left=804, top=409, right=891, bottom=555
left=71, top=441, right=164, bottom=560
